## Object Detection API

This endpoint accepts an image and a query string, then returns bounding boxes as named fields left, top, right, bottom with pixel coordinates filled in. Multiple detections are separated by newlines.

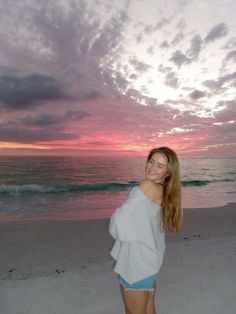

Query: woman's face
left=145, top=152, right=168, bottom=183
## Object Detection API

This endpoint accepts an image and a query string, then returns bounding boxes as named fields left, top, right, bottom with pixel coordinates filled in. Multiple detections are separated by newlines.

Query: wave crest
left=0, top=178, right=234, bottom=195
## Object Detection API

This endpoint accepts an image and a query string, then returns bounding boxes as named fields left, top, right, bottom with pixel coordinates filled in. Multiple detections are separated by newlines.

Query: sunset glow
left=0, top=0, right=235, bottom=156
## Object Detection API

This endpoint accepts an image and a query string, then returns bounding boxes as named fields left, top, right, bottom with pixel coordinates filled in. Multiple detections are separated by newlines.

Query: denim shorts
left=119, top=274, right=157, bottom=292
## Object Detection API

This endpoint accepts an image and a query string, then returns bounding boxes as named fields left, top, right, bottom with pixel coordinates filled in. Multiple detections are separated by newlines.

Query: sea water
left=0, top=156, right=235, bottom=221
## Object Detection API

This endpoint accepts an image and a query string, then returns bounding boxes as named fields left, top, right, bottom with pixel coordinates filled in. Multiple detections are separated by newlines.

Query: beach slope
left=0, top=203, right=236, bottom=314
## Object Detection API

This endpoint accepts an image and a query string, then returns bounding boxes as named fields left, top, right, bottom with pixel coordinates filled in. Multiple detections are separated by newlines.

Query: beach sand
left=0, top=203, right=236, bottom=314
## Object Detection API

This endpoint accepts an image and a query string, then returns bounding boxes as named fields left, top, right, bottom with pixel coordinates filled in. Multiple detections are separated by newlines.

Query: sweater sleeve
left=109, top=187, right=152, bottom=243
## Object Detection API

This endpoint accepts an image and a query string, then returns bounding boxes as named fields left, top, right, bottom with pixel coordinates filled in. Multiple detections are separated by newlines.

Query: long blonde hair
left=147, top=147, right=182, bottom=232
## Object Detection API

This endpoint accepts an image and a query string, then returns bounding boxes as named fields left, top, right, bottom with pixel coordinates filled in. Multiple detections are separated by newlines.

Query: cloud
left=90, top=11, right=128, bottom=58
left=203, top=72, right=236, bottom=91
left=129, top=73, right=138, bottom=80
left=169, top=35, right=202, bottom=67
left=0, top=0, right=235, bottom=156
left=76, top=90, right=102, bottom=101
left=85, top=141, right=111, bottom=146
left=159, top=41, right=169, bottom=48
left=205, top=23, right=228, bottom=43
left=187, top=35, right=202, bottom=60
left=158, top=64, right=172, bottom=73
left=203, top=79, right=222, bottom=91
left=0, top=125, right=77, bottom=143
left=0, top=74, right=64, bottom=108
left=129, top=57, right=151, bottom=73
left=189, top=90, right=205, bottom=99
left=222, top=49, right=236, bottom=70
left=165, top=71, right=179, bottom=88
left=147, top=46, right=155, bottom=55
left=225, top=50, right=236, bottom=62
left=169, top=50, right=191, bottom=67
left=214, top=100, right=236, bottom=122
left=144, top=17, right=169, bottom=34
left=171, top=32, right=185, bottom=45
left=0, top=0, right=127, bottom=107
left=222, top=37, right=236, bottom=50
left=21, top=110, right=91, bottom=127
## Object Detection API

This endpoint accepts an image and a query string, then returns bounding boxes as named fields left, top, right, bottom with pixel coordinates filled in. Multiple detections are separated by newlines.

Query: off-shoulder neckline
left=135, top=186, right=161, bottom=209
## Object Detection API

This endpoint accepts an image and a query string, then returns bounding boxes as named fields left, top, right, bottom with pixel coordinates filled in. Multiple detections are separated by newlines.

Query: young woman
left=109, top=147, right=182, bottom=314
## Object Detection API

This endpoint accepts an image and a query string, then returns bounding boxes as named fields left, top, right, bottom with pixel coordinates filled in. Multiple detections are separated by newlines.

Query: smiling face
left=145, top=152, right=168, bottom=183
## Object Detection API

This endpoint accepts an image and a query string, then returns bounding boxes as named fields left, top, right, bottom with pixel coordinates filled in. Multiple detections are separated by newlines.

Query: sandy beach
left=0, top=203, right=236, bottom=314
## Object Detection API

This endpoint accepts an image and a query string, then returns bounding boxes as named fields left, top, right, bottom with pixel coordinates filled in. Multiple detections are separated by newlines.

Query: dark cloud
left=21, top=110, right=90, bottom=127
left=144, top=17, right=169, bottom=34
left=203, top=72, right=236, bottom=91
left=0, top=125, right=77, bottom=143
left=0, top=74, right=64, bottom=108
left=225, top=50, right=236, bottom=62
left=90, top=11, right=128, bottom=58
left=156, top=17, right=170, bottom=29
left=0, top=1, right=95, bottom=72
left=213, top=122, right=236, bottom=133
left=100, top=69, right=129, bottom=98
left=187, top=35, right=202, bottom=60
left=171, top=32, right=185, bottom=45
left=76, top=90, right=102, bottom=101
left=158, top=65, right=172, bottom=73
left=0, top=1, right=128, bottom=104
left=205, top=23, right=228, bottom=43
left=203, top=79, right=222, bottom=91
left=125, top=89, right=158, bottom=106
left=169, top=50, right=190, bottom=67
left=189, top=90, right=205, bottom=99
left=159, top=41, right=169, bottom=48
left=214, top=100, right=236, bottom=122
left=144, top=24, right=156, bottom=34
left=129, top=57, right=151, bottom=73
left=129, top=73, right=138, bottom=80
left=165, top=71, right=179, bottom=88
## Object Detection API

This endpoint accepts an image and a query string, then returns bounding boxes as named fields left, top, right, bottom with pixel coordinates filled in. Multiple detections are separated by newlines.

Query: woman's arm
left=109, top=187, right=146, bottom=242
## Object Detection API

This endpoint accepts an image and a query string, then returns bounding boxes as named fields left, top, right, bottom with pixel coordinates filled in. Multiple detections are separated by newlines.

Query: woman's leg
left=120, top=284, right=149, bottom=314
left=146, top=282, right=157, bottom=314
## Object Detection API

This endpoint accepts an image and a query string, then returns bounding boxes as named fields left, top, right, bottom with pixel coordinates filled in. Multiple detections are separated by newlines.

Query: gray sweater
left=109, top=186, right=165, bottom=284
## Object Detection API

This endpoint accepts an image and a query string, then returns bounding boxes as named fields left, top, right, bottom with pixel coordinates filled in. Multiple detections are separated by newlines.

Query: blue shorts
left=119, top=274, right=157, bottom=292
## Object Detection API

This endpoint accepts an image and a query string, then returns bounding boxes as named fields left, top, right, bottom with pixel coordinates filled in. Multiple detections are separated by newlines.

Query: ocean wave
left=182, top=178, right=235, bottom=186
left=182, top=180, right=210, bottom=186
left=0, top=181, right=137, bottom=195
left=0, top=178, right=235, bottom=195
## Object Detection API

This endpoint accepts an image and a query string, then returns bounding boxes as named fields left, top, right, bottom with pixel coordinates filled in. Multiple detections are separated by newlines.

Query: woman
left=109, top=147, right=182, bottom=314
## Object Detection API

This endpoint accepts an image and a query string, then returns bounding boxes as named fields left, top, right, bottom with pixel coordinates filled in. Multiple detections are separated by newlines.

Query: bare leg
left=146, top=282, right=157, bottom=314
left=120, top=284, right=149, bottom=314
left=120, top=284, right=131, bottom=314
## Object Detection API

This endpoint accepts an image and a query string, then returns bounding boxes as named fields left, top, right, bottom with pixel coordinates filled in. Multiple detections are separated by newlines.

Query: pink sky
left=0, top=0, right=235, bottom=157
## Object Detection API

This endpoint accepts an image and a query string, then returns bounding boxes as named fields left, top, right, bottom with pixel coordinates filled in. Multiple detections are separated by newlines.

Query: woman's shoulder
left=139, top=179, right=163, bottom=204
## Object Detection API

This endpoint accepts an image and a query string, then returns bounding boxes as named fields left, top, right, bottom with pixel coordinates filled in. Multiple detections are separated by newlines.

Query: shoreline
left=0, top=203, right=236, bottom=314
left=0, top=201, right=235, bottom=223
left=1, top=203, right=235, bottom=276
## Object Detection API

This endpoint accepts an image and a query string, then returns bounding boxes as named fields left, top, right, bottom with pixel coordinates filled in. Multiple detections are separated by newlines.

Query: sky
left=0, top=0, right=236, bottom=157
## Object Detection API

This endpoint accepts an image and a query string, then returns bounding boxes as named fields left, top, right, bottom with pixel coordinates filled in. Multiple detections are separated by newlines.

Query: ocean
left=0, top=156, right=235, bottom=221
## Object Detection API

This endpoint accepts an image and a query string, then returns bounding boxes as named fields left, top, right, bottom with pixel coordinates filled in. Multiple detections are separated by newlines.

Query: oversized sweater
left=109, top=186, right=165, bottom=284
